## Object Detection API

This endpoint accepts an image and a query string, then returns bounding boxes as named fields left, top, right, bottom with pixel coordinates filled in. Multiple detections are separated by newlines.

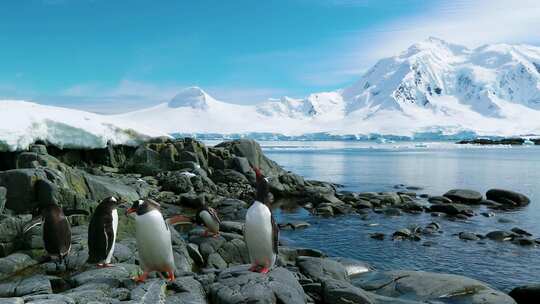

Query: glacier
left=120, top=37, right=540, bottom=138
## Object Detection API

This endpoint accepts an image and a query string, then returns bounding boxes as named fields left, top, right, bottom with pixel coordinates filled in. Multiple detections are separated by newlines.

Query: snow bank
left=0, top=100, right=166, bottom=151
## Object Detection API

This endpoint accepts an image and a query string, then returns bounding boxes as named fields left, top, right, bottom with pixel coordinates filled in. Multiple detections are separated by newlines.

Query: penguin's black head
left=253, top=167, right=271, bottom=204
left=101, top=196, right=121, bottom=208
left=127, top=199, right=160, bottom=216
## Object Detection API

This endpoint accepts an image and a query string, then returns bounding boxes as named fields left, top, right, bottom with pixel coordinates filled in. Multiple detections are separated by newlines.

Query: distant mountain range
left=119, top=37, right=540, bottom=138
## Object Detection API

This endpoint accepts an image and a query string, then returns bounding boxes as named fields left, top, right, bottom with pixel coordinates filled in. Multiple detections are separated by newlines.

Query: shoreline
left=0, top=138, right=536, bottom=303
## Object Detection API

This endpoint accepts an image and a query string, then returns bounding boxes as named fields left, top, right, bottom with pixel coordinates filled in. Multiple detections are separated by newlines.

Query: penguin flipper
left=271, top=214, right=279, bottom=255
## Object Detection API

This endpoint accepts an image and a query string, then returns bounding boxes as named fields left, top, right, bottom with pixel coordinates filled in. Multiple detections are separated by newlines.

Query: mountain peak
left=402, top=37, right=468, bottom=58
left=168, top=86, right=211, bottom=109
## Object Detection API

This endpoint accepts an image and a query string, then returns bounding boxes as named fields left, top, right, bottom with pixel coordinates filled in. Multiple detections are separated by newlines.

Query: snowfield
left=120, top=38, right=540, bottom=137
left=0, top=101, right=166, bottom=151
left=2, top=38, right=540, bottom=150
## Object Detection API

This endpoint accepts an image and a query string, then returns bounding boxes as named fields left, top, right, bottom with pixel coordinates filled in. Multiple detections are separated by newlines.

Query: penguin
left=195, top=199, right=221, bottom=237
left=244, top=167, right=279, bottom=274
left=24, top=202, right=73, bottom=268
left=87, top=196, right=121, bottom=267
left=127, top=199, right=189, bottom=282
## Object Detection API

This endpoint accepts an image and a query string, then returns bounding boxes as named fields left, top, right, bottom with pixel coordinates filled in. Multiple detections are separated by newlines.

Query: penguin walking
left=195, top=200, right=221, bottom=237
left=24, top=203, right=73, bottom=268
left=87, top=196, right=121, bottom=267
left=244, top=167, right=279, bottom=274
left=127, top=199, right=189, bottom=282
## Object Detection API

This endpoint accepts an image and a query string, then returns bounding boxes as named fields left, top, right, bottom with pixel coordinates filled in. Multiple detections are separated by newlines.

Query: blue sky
left=1, top=0, right=539, bottom=113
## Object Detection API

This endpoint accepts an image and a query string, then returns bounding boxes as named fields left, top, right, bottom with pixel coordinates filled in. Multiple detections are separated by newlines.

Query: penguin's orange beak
left=126, top=208, right=136, bottom=215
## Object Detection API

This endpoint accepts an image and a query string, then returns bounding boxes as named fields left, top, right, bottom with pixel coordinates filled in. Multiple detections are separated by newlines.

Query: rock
left=486, top=189, right=530, bottom=207
left=156, top=171, right=194, bottom=194
left=84, top=174, right=142, bottom=202
left=427, top=196, right=453, bottom=204
left=0, top=187, right=6, bottom=214
left=70, top=263, right=139, bottom=286
left=207, top=252, right=228, bottom=269
left=443, top=189, right=483, bottom=204
left=322, top=278, right=373, bottom=304
left=0, top=275, right=52, bottom=297
left=279, top=247, right=326, bottom=265
left=219, top=221, right=244, bottom=234
left=0, top=215, right=30, bottom=256
left=187, top=243, right=204, bottom=265
left=481, top=212, right=495, bottom=217
left=429, top=203, right=473, bottom=216
left=498, top=217, right=515, bottom=223
left=210, top=265, right=305, bottom=304
left=130, top=279, right=167, bottom=303
left=509, top=284, right=540, bottom=304
left=511, top=227, right=532, bottom=236
left=392, top=228, right=412, bottom=239
left=279, top=222, right=311, bottom=230
left=22, top=294, right=76, bottom=304
left=370, top=233, right=385, bottom=240
left=354, top=270, right=516, bottom=304
left=485, top=230, right=513, bottom=241
left=315, top=205, right=334, bottom=216
left=382, top=208, right=402, bottom=216
left=0, top=253, right=38, bottom=280
left=0, top=169, right=47, bottom=213
left=212, top=169, right=250, bottom=185
left=514, top=237, right=535, bottom=246
left=167, top=276, right=207, bottom=303
left=458, top=232, right=480, bottom=241
left=328, top=257, right=373, bottom=277
left=297, top=257, right=348, bottom=282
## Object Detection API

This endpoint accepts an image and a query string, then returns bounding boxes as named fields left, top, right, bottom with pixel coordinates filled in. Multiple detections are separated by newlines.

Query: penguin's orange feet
left=167, top=270, right=175, bottom=282
left=259, top=267, right=270, bottom=274
left=248, top=261, right=259, bottom=272
left=133, top=271, right=149, bottom=283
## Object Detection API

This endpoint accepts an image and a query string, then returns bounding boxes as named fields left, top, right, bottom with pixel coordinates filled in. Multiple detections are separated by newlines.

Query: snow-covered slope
left=120, top=38, right=540, bottom=137
left=0, top=100, right=165, bottom=151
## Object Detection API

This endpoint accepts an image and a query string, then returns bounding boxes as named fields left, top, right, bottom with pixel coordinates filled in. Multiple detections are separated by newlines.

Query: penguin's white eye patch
left=110, top=197, right=117, bottom=202
left=264, top=177, right=270, bottom=182
left=139, top=200, right=145, bottom=205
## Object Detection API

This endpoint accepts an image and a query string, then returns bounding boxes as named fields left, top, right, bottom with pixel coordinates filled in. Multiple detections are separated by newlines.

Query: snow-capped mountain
left=120, top=38, right=540, bottom=137
left=0, top=100, right=165, bottom=151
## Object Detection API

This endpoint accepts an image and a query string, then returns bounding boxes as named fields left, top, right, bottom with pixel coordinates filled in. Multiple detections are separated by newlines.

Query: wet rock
left=427, top=196, right=453, bottom=204
left=0, top=253, right=38, bottom=280
left=382, top=208, right=402, bottom=216
left=279, top=221, right=310, bottom=230
left=458, top=232, right=480, bottom=241
left=509, top=284, right=540, bottom=304
left=429, top=203, right=473, bottom=216
left=511, top=227, right=532, bottom=236
left=514, top=237, right=536, bottom=246
left=486, top=230, right=513, bottom=241
left=481, top=212, right=495, bottom=217
left=486, top=189, right=530, bottom=207
left=370, top=233, right=385, bottom=240
left=322, top=278, right=373, bottom=304
left=209, top=265, right=305, bottom=304
left=297, top=256, right=348, bottom=282
left=443, top=189, right=483, bottom=204
left=498, top=217, right=515, bottom=223
left=315, top=205, right=334, bottom=217
left=354, top=270, right=516, bottom=304
left=0, top=275, right=52, bottom=297
left=392, top=228, right=412, bottom=239
left=328, top=257, right=373, bottom=277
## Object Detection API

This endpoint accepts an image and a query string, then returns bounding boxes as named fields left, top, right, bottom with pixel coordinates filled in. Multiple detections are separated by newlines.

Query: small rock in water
left=458, top=232, right=480, bottom=241
left=498, top=217, right=514, bottom=223
left=486, top=230, right=513, bottom=241
left=370, top=233, right=385, bottom=240
left=511, top=227, right=532, bottom=236
left=443, top=189, right=483, bottom=204
left=422, top=241, right=437, bottom=247
left=428, top=196, right=453, bottom=204
left=481, top=212, right=495, bottom=217
left=486, top=188, right=530, bottom=207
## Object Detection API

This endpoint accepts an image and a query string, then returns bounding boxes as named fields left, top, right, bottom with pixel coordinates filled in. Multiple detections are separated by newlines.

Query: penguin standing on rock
left=24, top=203, right=73, bottom=268
left=244, top=167, right=279, bottom=274
left=87, top=196, right=121, bottom=267
left=127, top=199, right=190, bottom=282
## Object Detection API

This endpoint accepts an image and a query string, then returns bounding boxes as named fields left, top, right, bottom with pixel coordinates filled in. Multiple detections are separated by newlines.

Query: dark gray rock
left=130, top=279, right=167, bottom=303
left=458, top=232, right=480, bottom=241
left=0, top=275, right=52, bottom=297
left=509, top=284, right=540, bottom=304
left=429, top=203, right=473, bottom=216
left=70, top=263, right=140, bottom=286
left=167, top=276, right=207, bottom=304
left=427, top=195, right=453, bottom=204
left=511, top=227, right=532, bottom=236
left=486, top=189, right=530, bottom=207
left=486, top=230, right=514, bottom=241
left=322, top=278, right=373, bottom=304
left=0, top=253, right=37, bottom=280
left=157, top=171, right=194, bottom=194
left=22, top=294, right=76, bottom=304
left=443, top=189, right=483, bottom=204
left=370, top=233, right=385, bottom=240
left=328, top=257, right=373, bottom=277
left=210, top=265, right=306, bottom=304
left=297, top=257, right=348, bottom=282
left=219, top=221, right=244, bottom=234
left=0, top=187, right=6, bottom=214
left=354, top=270, right=516, bottom=304
left=0, top=169, right=47, bottom=213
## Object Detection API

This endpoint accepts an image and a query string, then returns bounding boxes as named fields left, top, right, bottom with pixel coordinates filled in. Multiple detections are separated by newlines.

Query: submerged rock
left=486, top=189, right=530, bottom=207
left=443, top=189, right=483, bottom=204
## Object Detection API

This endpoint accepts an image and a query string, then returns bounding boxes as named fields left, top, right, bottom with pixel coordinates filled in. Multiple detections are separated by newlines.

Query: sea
left=209, top=140, right=540, bottom=292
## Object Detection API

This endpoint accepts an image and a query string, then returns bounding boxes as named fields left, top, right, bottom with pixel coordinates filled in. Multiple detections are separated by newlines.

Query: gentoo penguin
left=24, top=202, right=73, bottom=268
left=87, top=196, right=121, bottom=267
left=127, top=199, right=188, bottom=282
left=244, top=167, right=279, bottom=274
left=195, top=200, right=221, bottom=237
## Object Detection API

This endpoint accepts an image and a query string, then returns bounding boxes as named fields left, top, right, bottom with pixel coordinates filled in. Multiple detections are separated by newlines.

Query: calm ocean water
left=257, top=141, right=540, bottom=292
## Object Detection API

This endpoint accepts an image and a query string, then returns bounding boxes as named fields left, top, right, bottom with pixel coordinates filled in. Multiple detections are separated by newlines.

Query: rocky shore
left=0, top=138, right=536, bottom=303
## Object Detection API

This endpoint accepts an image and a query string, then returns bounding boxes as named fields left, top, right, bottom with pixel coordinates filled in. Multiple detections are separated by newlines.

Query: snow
left=0, top=100, right=166, bottom=151
left=2, top=38, right=540, bottom=149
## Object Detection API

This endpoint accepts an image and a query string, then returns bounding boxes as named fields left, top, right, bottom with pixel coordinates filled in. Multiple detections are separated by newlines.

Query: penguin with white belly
left=87, top=196, right=121, bottom=267
left=126, top=199, right=190, bottom=282
left=244, top=167, right=279, bottom=274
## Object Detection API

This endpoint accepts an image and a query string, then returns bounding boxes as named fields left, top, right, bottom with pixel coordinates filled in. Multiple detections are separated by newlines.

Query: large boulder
left=509, top=284, right=540, bottom=304
left=0, top=253, right=38, bottom=280
left=0, top=169, right=47, bottom=213
left=215, top=139, right=283, bottom=177
left=297, top=257, right=348, bottom=282
left=429, top=203, right=473, bottom=216
left=322, top=278, right=373, bottom=304
left=353, top=270, right=516, bottom=304
left=210, top=265, right=306, bottom=304
left=443, top=189, right=483, bottom=204
left=486, top=189, right=530, bottom=207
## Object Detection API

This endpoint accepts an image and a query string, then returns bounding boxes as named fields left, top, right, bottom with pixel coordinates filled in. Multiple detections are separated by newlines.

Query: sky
left=1, top=0, right=539, bottom=113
